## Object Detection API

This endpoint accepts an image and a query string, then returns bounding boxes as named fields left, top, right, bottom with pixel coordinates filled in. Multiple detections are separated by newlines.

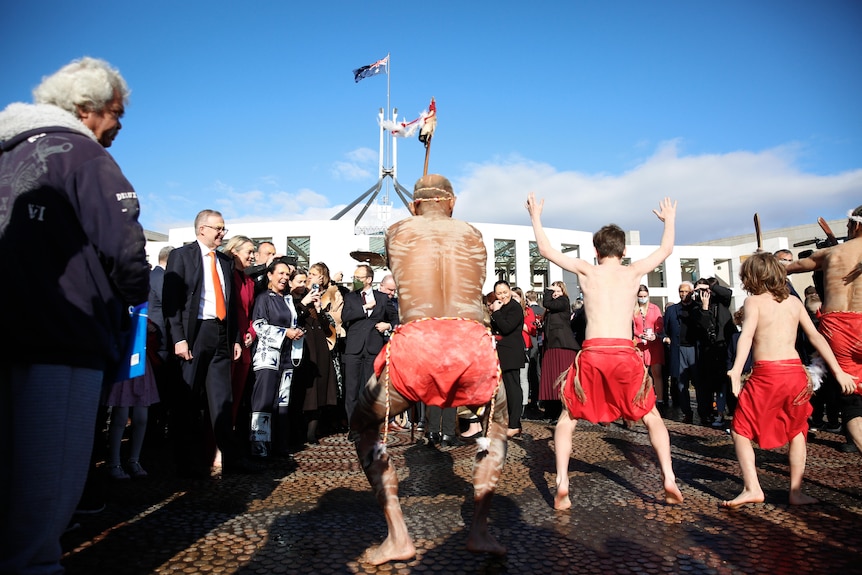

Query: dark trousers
left=426, top=405, right=457, bottom=436
left=343, top=352, right=376, bottom=424
left=174, top=319, right=238, bottom=468
left=676, top=345, right=697, bottom=416
left=502, top=368, right=522, bottom=430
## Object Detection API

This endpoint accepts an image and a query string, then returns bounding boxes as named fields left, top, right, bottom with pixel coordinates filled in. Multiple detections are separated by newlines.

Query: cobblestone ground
left=62, top=417, right=862, bottom=575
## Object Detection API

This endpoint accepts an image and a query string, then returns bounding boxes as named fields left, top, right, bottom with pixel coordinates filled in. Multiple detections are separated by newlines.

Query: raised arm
left=526, top=193, right=590, bottom=275
left=631, top=197, right=677, bottom=276
left=786, top=249, right=825, bottom=275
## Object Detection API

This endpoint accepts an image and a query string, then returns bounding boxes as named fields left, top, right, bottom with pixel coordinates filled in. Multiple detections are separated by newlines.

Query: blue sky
left=2, top=1, right=860, bottom=244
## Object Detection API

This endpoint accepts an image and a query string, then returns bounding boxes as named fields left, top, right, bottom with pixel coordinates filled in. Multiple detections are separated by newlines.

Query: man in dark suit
left=147, top=245, right=173, bottom=441
left=341, top=264, right=397, bottom=424
left=163, top=210, right=256, bottom=475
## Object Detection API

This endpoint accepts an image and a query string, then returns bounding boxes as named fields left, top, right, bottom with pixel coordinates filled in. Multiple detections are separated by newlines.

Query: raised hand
left=525, top=192, right=544, bottom=219
left=652, top=197, right=677, bottom=223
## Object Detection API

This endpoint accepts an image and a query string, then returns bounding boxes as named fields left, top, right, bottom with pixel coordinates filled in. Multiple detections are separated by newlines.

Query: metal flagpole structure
left=332, top=53, right=413, bottom=227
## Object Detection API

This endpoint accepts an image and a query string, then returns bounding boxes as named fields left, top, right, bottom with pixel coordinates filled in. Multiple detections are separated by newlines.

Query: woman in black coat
left=490, top=280, right=526, bottom=438
left=539, top=281, right=581, bottom=421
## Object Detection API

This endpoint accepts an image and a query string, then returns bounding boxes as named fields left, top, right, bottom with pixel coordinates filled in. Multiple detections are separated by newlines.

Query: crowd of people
left=2, top=56, right=860, bottom=573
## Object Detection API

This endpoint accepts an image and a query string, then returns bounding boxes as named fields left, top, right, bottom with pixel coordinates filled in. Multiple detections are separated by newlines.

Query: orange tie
left=208, top=251, right=226, bottom=320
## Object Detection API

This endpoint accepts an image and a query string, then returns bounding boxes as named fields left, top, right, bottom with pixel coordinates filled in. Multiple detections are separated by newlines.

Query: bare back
left=562, top=258, right=660, bottom=340
left=816, top=237, right=862, bottom=313
left=744, top=293, right=809, bottom=362
left=386, top=212, right=486, bottom=323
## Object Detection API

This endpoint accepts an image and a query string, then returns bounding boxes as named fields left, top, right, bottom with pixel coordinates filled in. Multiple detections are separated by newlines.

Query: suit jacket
left=148, top=265, right=168, bottom=359
left=163, top=242, right=239, bottom=356
left=341, top=289, right=397, bottom=356
left=663, top=301, right=701, bottom=379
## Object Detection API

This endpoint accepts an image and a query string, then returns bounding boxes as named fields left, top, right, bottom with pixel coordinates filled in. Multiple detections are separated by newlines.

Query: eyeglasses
left=202, top=225, right=228, bottom=234
left=352, top=276, right=367, bottom=281
left=779, top=259, right=792, bottom=263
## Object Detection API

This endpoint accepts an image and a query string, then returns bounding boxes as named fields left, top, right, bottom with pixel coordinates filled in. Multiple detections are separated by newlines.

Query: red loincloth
left=561, top=338, right=654, bottom=423
left=731, top=359, right=813, bottom=450
left=374, top=318, right=500, bottom=407
left=818, top=311, right=862, bottom=396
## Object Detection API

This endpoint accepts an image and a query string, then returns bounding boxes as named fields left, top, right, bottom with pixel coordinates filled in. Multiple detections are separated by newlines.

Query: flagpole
left=423, top=136, right=432, bottom=176
left=385, top=53, right=392, bottom=206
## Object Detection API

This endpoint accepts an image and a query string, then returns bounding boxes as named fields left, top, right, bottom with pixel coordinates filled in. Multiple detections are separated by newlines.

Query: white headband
left=847, top=209, right=862, bottom=224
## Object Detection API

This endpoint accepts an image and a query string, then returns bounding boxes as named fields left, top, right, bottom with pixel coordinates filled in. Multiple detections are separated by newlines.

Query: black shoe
left=838, top=442, right=859, bottom=453
left=223, top=457, right=264, bottom=475
left=824, top=424, right=843, bottom=434
left=441, top=434, right=465, bottom=447
left=461, top=430, right=483, bottom=444
left=681, top=414, right=693, bottom=424
left=426, top=431, right=442, bottom=446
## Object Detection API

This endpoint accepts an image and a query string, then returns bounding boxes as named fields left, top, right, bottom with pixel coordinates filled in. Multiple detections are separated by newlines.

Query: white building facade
left=148, top=216, right=839, bottom=313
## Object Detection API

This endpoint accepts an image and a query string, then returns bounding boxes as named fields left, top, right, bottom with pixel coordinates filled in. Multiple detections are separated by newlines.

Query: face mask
left=637, top=297, right=649, bottom=305
left=353, top=280, right=364, bottom=292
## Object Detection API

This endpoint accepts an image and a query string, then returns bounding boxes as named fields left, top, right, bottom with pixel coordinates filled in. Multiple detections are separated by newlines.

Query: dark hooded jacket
left=0, top=103, right=149, bottom=371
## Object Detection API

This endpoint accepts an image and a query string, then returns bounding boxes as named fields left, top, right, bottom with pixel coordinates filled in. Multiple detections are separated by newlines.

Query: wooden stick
left=754, top=213, right=762, bottom=251
left=423, top=135, right=432, bottom=176
left=817, top=217, right=840, bottom=246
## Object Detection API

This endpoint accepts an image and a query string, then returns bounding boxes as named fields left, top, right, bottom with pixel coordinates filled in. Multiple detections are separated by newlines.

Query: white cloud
left=331, top=147, right=377, bottom=181
left=142, top=141, right=862, bottom=246
left=453, top=141, right=862, bottom=244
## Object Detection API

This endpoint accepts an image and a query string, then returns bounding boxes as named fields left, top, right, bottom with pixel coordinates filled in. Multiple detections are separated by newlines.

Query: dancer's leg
left=788, top=432, right=818, bottom=505
left=351, top=370, right=415, bottom=565
left=553, top=409, right=577, bottom=510
left=467, top=386, right=508, bottom=555
left=641, top=407, right=683, bottom=503
left=722, top=430, right=764, bottom=508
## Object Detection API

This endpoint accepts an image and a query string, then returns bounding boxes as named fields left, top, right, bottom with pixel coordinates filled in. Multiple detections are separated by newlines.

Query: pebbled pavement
left=62, top=417, right=862, bottom=575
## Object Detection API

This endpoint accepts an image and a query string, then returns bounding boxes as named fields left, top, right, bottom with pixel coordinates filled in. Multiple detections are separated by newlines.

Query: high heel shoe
left=461, top=430, right=482, bottom=443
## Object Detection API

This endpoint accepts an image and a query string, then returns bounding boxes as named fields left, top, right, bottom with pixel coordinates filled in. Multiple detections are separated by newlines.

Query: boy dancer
left=526, top=193, right=683, bottom=510
left=724, top=252, right=856, bottom=508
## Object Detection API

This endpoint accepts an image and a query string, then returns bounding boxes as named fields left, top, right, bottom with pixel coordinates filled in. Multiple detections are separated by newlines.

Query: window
left=285, top=236, right=310, bottom=270
left=529, top=241, right=548, bottom=288
left=494, top=239, right=516, bottom=283
left=680, top=258, right=700, bottom=282
left=647, top=263, right=665, bottom=288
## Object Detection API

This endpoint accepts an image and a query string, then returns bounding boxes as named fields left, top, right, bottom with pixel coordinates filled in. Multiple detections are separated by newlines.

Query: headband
left=847, top=209, right=862, bottom=224
left=413, top=186, right=453, bottom=202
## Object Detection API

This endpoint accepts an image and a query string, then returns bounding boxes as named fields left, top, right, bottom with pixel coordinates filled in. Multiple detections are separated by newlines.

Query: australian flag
left=353, top=55, right=389, bottom=83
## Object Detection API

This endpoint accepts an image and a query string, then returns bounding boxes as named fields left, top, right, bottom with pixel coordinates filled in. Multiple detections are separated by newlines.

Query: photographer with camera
left=693, top=278, right=736, bottom=427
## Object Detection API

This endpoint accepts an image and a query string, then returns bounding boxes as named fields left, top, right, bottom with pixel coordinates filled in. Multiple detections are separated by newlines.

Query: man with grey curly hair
left=0, top=57, right=148, bottom=573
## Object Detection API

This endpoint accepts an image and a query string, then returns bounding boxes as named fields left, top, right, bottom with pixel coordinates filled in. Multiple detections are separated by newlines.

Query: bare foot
left=663, top=481, right=684, bottom=505
left=466, top=530, right=507, bottom=556
left=554, top=490, right=572, bottom=510
left=789, top=491, right=819, bottom=506
left=720, top=488, right=764, bottom=510
left=554, top=479, right=571, bottom=510
left=361, top=536, right=416, bottom=566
